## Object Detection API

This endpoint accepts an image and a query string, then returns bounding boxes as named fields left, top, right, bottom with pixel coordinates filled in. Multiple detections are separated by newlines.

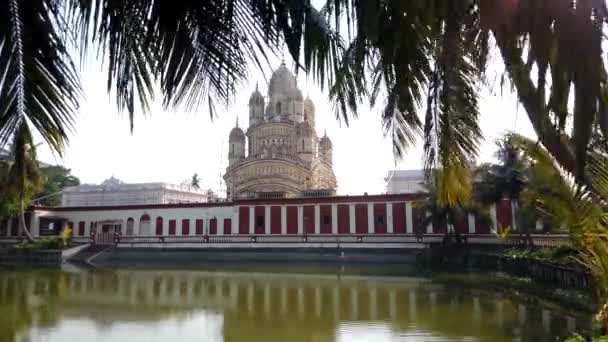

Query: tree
left=191, top=173, right=201, bottom=189
left=510, top=133, right=608, bottom=333
left=475, top=135, right=530, bottom=242
left=4, top=123, right=42, bottom=242
left=34, top=165, right=80, bottom=207
left=416, top=170, right=490, bottom=237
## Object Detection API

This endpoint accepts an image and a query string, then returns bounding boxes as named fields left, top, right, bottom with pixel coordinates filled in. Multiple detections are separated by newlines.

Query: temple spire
left=236, top=115, right=239, bottom=128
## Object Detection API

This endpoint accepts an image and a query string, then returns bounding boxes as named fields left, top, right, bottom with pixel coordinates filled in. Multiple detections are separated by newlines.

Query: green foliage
left=12, top=238, right=63, bottom=251
left=506, top=246, right=578, bottom=264
left=35, top=165, right=80, bottom=206
left=565, top=335, right=608, bottom=342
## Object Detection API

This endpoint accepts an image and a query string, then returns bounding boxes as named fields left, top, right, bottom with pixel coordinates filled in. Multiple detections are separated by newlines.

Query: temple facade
left=224, top=62, right=337, bottom=200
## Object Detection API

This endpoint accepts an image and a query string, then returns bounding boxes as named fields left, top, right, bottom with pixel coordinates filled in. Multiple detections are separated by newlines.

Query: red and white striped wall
left=18, top=194, right=519, bottom=239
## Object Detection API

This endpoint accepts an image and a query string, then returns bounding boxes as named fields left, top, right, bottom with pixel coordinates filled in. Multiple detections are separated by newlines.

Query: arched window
left=155, top=217, right=163, bottom=236
left=139, top=214, right=151, bottom=236
left=276, top=102, right=281, bottom=114
left=302, top=139, right=305, bottom=150
left=126, top=218, right=134, bottom=235
left=231, top=144, right=234, bottom=154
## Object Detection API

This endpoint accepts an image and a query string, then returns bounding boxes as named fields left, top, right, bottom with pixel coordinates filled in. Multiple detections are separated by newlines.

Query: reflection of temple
left=0, top=270, right=586, bottom=342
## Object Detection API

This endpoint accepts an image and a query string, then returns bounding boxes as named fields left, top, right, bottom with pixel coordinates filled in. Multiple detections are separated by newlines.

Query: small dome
left=320, top=134, right=332, bottom=149
left=249, top=84, right=264, bottom=105
left=304, top=97, right=314, bottom=110
left=268, top=62, right=298, bottom=97
left=229, top=126, right=245, bottom=141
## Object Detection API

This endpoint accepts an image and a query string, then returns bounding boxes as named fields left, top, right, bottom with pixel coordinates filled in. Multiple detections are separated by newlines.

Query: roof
left=33, top=192, right=426, bottom=212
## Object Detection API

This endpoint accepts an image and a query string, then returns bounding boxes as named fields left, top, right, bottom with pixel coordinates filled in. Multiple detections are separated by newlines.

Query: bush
left=12, top=237, right=63, bottom=251
left=565, top=335, right=608, bottom=342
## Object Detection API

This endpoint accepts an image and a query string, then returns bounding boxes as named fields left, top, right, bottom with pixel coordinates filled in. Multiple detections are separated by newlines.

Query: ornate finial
left=255, top=82, right=259, bottom=92
left=236, top=116, right=239, bottom=128
left=324, top=129, right=327, bottom=137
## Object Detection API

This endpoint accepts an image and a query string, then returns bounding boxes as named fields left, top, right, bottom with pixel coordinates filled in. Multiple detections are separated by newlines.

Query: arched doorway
left=139, top=214, right=151, bottom=235
left=126, top=218, right=134, bottom=235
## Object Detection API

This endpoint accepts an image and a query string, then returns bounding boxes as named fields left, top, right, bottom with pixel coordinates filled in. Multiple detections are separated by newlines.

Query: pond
left=0, top=263, right=594, bottom=342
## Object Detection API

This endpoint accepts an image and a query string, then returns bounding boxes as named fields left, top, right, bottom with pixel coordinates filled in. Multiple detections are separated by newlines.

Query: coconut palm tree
left=416, top=170, right=491, bottom=239
left=510, top=133, right=608, bottom=332
left=1, top=0, right=606, bottom=195
left=475, top=135, right=531, bottom=241
left=4, top=123, right=42, bottom=242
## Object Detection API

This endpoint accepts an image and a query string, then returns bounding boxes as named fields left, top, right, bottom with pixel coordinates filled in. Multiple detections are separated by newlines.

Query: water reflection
left=0, top=266, right=592, bottom=342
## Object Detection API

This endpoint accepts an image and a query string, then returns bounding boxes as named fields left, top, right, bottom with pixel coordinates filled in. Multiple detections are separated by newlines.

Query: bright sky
left=36, top=19, right=537, bottom=197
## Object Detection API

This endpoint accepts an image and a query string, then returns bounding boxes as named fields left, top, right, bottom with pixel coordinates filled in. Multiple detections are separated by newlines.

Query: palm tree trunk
left=18, top=193, right=34, bottom=242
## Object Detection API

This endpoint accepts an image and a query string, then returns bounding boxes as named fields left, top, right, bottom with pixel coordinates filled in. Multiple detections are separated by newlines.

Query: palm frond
left=0, top=0, right=81, bottom=155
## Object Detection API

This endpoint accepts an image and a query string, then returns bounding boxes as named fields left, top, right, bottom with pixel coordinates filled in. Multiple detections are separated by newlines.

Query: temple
left=224, top=62, right=337, bottom=200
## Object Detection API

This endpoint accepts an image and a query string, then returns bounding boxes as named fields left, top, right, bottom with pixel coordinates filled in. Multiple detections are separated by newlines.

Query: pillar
left=349, top=204, right=356, bottom=234
left=406, top=203, right=413, bottom=234
left=332, top=204, right=338, bottom=234
left=387, top=204, right=394, bottom=233
left=249, top=206, right=255, bottom=234
left=430, top=291, right=437, bottom=313
left=542, top=309, right=551, bottom=333
left=518, top=304, right=526, bottom=325
left=468, top=214, right=476, bottom=234
left=297, top=206, right=304, bottom=235
left=426, top=212, right=433, bottom=234
left=233, top=207, right=239, bottom=236
left=281, top=206, right=287, bottom=235
left=490, top=204, right=498, bottom=232
left=314, top=205, right=320, bottom=234
left=265, top=206, right=271, bottom=235
left=367, top=203, right=374, bottom=234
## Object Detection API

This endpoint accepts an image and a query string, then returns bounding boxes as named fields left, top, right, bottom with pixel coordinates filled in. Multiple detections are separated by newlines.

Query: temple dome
left=249, top=84, right=264, bottom=104
left=268, top=62, right=298, bottom=97
left=319, top=133, right=332, bottom=148
left=229, top=126, right=245, bottom=141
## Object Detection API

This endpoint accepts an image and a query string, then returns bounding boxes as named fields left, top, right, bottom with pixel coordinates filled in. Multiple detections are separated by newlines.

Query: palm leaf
left=0, top=0, right=81, bottom=155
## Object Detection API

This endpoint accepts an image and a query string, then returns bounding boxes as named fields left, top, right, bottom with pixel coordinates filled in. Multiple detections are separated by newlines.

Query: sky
left=35, top=14, right=538, bottom=197
left=35, top=56, right=536, bottom=197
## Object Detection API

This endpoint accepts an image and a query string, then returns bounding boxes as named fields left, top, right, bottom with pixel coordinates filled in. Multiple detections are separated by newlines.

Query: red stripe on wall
left=168, top=220, right=176, bottom=235
left=78, top=221, right=85, bottom=236
left=355, top=204, right=368, bottom=234
left=496, top=199, right=513, bottom=229
left=303, top=205, right=315, bottom=234
left=270, top=206, right=281, bottom=234
left=10, top=219, right=18, bottom=236
left=373, top=203, right=387, bottom=234
left=320, top=205, right=332, bottom=234
left=392, top=203, right=406, bottom=233
left=210, top=218, right=217, bottom=235
left=181, top=219, right=190, bottom=235
left=255, top=206, right=265, bottom=234
left=224, top=218, right=232, bottom=235
left=286, top=206, right=298, bottom=234
left=338, top=204, right=349, bottom=234
left=196, top=219, right=203, bottom=235
left=239, top=207, right=249, bottom=234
